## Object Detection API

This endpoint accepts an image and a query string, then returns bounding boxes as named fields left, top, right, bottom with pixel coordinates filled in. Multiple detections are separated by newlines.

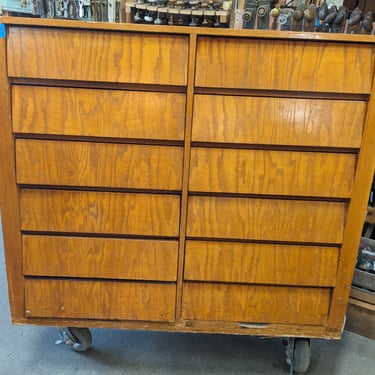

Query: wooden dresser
left=1, top=17, right=375, bottom=353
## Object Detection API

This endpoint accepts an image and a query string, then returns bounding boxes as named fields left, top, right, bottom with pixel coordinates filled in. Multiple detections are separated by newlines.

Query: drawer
left=20, top=189, right=180, bottom=237
left=16, top=139, right=183, bottom=191
left=192, top=95, right=366, bottom=148
left=23, top=235, right=178, bottom=281
left=189, top=148, right=356, bottom=198
left=182, top=282, right=330, bottom=325
left=12, top=86, right=186, bottom=141
left=195, top=37, right=374, bottom=93
left=184, top=241, right=339, bottom=287
left=7, top=27, right=189, bottom=85
left=186, top=196, right=345, bottom=243
left=25, top=279, right=176, bottom=322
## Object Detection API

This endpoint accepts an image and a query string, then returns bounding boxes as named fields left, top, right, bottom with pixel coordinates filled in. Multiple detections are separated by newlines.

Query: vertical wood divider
left=0, top=27, right=24, bottom=320
left=327, top=66, right=375, bottom=331
left=175, top=33, right=197, bottom=321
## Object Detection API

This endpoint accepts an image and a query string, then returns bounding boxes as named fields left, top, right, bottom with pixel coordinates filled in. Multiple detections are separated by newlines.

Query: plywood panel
left=20, top=189, right=180, bottom=236
left=8, top=27, right=189, bottom=85
left=25, top=279, right=176, bottom=322
left=195, top=37, right=374, bottom=93
left=12, top=86, right=186, bottom=140
left=184, top=241, right=339, bottom=286
left=182, top=282, right=330, bottom=324
left=186, top=196, right=345, bottom=243
left=16, top=139, right=183, bottom=190
left=23, top=235, right=178, bottom=281
left=192, top=95, right=365, bottom=148
left=189, top=148, right=356, bottom=198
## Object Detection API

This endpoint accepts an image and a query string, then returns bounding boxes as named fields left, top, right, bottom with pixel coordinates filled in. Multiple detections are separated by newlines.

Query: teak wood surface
left=189, top=147, right=356, bottom=198
left=184, top=241, right=339, bottom=287
left=16, top=139, right=184, bottom=190
left=12, top=85, right=186, bottom=140
left=1, top=17, right=375, bottom=340
left=192, top=95, right=366, bottom=147
left=23, top=235, right=179, bottom=281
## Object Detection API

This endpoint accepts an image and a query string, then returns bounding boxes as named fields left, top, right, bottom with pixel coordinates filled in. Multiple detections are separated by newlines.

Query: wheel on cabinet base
left=55, top=327, right=92, bottom=352
left=284, top=337, right=311, bottom=374
left=293, top=338, right=311, bottom=373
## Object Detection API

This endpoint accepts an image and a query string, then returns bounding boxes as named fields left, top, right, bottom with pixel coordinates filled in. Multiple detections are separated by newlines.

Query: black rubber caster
left=285, top=337, right=311, bottom=374
left=55, top=327, right=92, bottom=352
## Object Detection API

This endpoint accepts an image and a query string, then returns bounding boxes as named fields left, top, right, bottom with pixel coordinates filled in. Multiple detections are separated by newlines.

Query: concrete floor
left=0, top=220, right=374, bottom=375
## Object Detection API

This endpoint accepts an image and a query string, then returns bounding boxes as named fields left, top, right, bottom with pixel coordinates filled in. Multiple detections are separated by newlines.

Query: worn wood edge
left=2, top=16, right=375, bottom=43
left=10, top=317, right=342, bottom=339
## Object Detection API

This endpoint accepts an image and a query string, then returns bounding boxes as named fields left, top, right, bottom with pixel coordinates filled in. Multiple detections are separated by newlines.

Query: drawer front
left=20, top=189, right=180, bottom=237
left=16, top=139, right=183, bottom=190
left=12, top=86, right=186, bottom=140
left=186, top=196, right=345, bottom=243
left=195, top=37, right=374, bottom=93
left=189, top=148, right=355, bottom=198
left=182, top=282, right=330, bottom=325
left=23, top=235, right=178, bottom=281
left=184, top=241, right=338, bottom=286
left=25, top=279, right=176, bottom=322
left=8, top=27, right=189, bottom=85
left=192, top=95, right=365, bottom=147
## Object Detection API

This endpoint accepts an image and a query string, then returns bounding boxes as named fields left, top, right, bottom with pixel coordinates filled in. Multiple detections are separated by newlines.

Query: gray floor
left=0, top=218, right=374, bottom=375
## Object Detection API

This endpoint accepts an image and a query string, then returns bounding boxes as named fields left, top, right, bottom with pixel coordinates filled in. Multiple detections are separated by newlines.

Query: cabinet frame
left=1, top=17, right=375, bottom=340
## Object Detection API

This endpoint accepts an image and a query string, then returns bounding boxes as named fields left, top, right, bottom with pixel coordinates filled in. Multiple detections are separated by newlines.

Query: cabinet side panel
left=0, top=29, right=24, bottom=321
left=327, top=77, right=375, bottom=330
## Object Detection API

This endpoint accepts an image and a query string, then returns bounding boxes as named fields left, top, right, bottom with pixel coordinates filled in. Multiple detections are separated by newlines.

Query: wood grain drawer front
left=187, top=196, right=345, bottom=243
left=184, top=241, right=338, bottom=287
left=25, top=279, right=176, bottom=322
left=182, top=283, right=329, bottom=324
left=16, top=140, right=183, bottom=191
left=12, top=86, right=186, bottom=141
left=189, top=148, right=355, bottom=198
left=195, top=37, right=374, bottom=93
left=192, top=95, right=366, bottom=148
left=20, top=189, right=180, bottom=237
left=23, top=235, right=178, bottom=281
left=7, top=27, right=188, bottom=85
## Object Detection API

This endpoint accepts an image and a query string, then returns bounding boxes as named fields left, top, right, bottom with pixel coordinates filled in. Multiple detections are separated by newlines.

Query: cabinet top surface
left=2, top=16, right=375, bottom=43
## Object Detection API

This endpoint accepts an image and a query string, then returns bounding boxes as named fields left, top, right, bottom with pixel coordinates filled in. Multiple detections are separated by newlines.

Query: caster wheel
left=293, top=338, right=311, bottom=374
left=56, top=327, right=92, bottom=352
